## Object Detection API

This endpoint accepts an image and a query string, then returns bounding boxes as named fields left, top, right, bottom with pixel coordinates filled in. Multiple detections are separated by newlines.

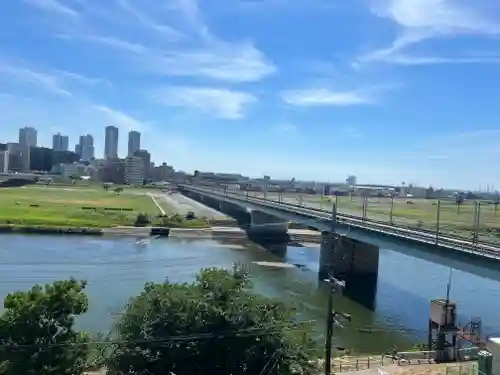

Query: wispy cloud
left=151, top=86, right=257, bottom=119
left=359, top=0, right=500, bottom=65
left=0, top=63, right=73, bottom=97
left=145, top=43, right=276, bottom=82
left=281, top=88, right=376, bottom=107
left=94, top=105, right=150, bottom=132
left=30, top=0, right=276, bottom=83
left=24, top=0, right=79, bottom=17
left=0, top=60, right=110, bottom=97
left=116, top=0, right=185, bottom=41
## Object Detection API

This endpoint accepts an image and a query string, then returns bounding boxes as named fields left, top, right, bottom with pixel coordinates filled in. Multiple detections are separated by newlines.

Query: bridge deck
left=181, top=185, right=500, bottom=261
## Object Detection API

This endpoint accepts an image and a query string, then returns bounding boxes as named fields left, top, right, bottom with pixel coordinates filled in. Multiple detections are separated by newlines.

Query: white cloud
left=94, top=105, right=150, bottom=132
left=0, top=63, right=73, bottom=97
left=28, top=0, right=276, bottom=83
left=24, top=0, right=79, bottom=17
left=0, top=61, right=109, bottom=97
left=151, top=86, right=257, bottom=119
left=116, top=0, right=185, bottom=41
left=146, top=43, right=276, bottom=82
left=281, top=88, right=375, bottom=107
left=360, top=0, right=500, bottom=65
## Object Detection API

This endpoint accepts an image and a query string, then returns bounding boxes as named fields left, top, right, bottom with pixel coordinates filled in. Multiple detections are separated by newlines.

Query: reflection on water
left=0, top=234, right=499, bottom=354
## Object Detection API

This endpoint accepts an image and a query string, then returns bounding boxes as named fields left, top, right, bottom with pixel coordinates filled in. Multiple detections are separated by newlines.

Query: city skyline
left=2, top=1, right=500, bottom=188
left=2, top=126, right=146, bottom=161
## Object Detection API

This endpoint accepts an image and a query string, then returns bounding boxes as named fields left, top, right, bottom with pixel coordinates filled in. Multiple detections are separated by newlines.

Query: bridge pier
left=247, top=210, right=289, bottom=240
left=319, top=231, right=380, bottom=309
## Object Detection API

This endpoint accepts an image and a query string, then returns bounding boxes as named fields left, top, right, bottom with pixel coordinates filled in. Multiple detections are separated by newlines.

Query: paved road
left=153, top=192, right=228, bottom=219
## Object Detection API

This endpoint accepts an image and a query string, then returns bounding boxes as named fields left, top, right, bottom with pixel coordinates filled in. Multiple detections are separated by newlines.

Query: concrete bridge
left=180, top=184, right=381, bottom=303
left=180, top=184, right=500, bottom=306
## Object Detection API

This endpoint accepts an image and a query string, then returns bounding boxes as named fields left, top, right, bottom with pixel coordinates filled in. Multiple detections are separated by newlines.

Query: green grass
left=320, top=195, right=500, bottom=244
left=0, top=185, right=161, bottom=228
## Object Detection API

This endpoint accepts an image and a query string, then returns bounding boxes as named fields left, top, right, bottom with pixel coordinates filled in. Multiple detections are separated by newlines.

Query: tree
left=455, top=193, right=464, bottom=215
left=114, top=187, right=123, bottom=195
left=494, top=195, right=500, bottom=215
left=0, top=279, right=89, bottom=375
left=106, top=266, right=315, bottom=375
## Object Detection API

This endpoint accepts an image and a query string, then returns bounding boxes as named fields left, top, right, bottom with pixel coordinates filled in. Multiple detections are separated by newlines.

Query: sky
left=1, top=0, right=500, bottom=189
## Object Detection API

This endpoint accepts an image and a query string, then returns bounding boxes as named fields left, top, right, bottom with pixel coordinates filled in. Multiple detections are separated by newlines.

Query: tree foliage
left=106, top=266, right=314, bottom=375
left=0, top=279, right=89, bottom=375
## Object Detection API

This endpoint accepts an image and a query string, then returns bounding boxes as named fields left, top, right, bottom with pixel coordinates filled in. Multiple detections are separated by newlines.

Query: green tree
left=455, top=194, right=464, bottom=215
left=106, top=266, right=314, bottom=375
left=0, top=279, right=89, bottom=375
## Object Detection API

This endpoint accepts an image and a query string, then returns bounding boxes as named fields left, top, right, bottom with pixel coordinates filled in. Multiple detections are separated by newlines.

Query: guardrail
left=181, top=185, right=500, bottom=260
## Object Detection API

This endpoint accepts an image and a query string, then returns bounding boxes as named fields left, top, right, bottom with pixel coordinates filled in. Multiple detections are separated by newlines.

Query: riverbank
left=0, top=224, right=322, bottom=243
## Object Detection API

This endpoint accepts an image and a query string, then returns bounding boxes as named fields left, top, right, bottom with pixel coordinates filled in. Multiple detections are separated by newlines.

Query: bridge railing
left=182, top=186, right=500, bottom=254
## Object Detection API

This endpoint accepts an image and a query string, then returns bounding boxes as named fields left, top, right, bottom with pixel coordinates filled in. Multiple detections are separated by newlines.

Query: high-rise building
left=75, top=134, right=94, bottom=161
left=81, top=135, right=94, bottom=162
left=128, top=130, right=141, bottom=157
left=19, top=127, right=37, bottom=148
left=0, top=151, right=9, bottom=173
left=104, top=125, right=119, bottom=159
left=19, top=127, right=37, bottom=172
left=133, top=149, right=151, bottom=179
left=52, top=133, right=69, bottom=151
left=125, top=156, right=145, bottom=185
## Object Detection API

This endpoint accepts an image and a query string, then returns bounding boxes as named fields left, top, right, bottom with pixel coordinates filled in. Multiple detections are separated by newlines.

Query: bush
left=134, top=213, right=150, bottom=227
left=105, top=266, right=315, bottom=375
left=0, top=279, right=89, bottom=375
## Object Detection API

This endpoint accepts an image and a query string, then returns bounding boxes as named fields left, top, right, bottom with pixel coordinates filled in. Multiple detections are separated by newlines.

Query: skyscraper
left=128, top=130, right=141, bottom=157
left=81, top=135, right=94, bottom=162
left=19, top=127, right=37, bottom=148
left=19, top=127, right=37, bottom=172
left=52, top=133, right=69, bottom=151
left=76, top=134, right=95, bottom=162
left=104, top=125, right=119, bottom=159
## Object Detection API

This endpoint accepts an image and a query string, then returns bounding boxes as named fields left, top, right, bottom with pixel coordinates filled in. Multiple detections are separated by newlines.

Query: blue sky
left=1, top=0, right=500, bottom=189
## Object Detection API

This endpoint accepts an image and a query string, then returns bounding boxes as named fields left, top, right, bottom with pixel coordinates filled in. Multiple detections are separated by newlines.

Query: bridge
left=179, top=184, right=500, bottom=304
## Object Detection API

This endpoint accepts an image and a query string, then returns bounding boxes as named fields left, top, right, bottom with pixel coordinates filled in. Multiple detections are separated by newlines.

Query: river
left=0, top=234, right=499, bottom=355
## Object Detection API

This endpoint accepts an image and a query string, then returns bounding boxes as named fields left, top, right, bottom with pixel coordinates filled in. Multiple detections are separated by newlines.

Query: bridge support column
left=319, top=232, right=380, bottom=309
left=248, top=210, right=289, bottom=240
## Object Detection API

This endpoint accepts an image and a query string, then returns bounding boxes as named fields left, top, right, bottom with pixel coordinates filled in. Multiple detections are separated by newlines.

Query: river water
left=0, top=234, right=499, bottom=354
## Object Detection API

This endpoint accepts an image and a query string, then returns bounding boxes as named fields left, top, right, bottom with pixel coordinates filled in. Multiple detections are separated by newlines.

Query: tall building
left=104, top=125, right=119, bottom=159
left=19, top=127, right=37, bottom=148
left=128, top=131, right=141, bottom=157
left=52, top=133, right=69, bottom=151
left=6, top=143, right=22, bottom=172
left=19, top=127, right=37, bottom=172
left=125, top=156, right=145, bottom=185
left=0, top=151, right=9, bottom=173
left=133, top=149, right=151, bottom=179
left=81, top=134, right=94, bottom=162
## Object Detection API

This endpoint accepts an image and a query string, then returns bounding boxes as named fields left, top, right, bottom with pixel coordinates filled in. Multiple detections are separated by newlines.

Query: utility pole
left=324, top=275, right=350, bottom=375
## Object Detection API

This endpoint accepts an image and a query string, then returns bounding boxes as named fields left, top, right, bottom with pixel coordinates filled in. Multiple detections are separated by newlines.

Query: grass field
left=329, top=196, right=500, bottom=243
left=257, top=192, right=500, bottom=245
left=0, top=185, right=162, bottom=228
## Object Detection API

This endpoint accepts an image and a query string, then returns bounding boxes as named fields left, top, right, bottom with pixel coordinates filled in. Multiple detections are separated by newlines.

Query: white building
left=52, top=163, right=97, bottom=179
left=0, top=151, right=9, bottom=173
left=346, top=175, right=357, bottom=186
left=125, top=156, right=145, bottom=185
